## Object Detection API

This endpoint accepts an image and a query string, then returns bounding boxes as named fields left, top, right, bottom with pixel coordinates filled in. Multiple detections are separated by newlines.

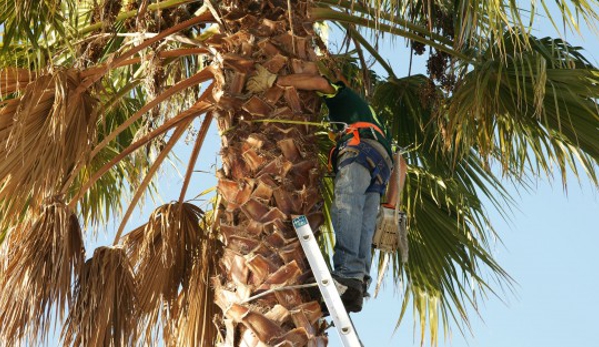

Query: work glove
left=246, top=65, right=277, bottom=93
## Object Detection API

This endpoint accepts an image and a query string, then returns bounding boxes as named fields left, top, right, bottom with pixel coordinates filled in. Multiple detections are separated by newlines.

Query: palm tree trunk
left=209, top=1, right=328, bottom=345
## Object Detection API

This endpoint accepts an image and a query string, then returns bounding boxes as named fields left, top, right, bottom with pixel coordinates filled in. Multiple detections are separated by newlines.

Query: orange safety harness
left=345, top=121, right=386, bottom=146
left=328, top=122, right=387, bottom=172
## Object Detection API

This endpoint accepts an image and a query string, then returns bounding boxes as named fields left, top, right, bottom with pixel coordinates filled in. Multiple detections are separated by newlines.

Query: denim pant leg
left=359, top=192, right=380, bottom=290
left=331, top=160, right=372, bottom=281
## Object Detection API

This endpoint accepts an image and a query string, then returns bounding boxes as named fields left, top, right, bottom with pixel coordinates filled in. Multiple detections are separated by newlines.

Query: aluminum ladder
left=291, top=215, right=363, bottom=347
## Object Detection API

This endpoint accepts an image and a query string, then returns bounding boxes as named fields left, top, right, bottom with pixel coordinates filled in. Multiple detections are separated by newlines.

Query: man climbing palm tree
left=247, top=66, right=401, bottom=313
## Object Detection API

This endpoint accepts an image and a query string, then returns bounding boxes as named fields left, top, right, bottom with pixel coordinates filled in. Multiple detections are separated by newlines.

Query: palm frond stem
left=344, top=24, right=396, bottom=78
left=310, top=8, right=470, bottom=61
left=78, top=0, right=201, bottom=35
left=350, top=28, right=373, bottom=95
left=77, top=11, right=215, bottom=93
left=179, top=112, right=213, bottom=203
left=90, top=67, right=214, bottom=158
left=317, top=0, right=454, bottom=46
left=113, top=121, right=192, bottom=244
left=96, top=78, right=143, bottom=116
left=69, top=101, right=212, bottom=209
left=80, top=48, right=209, bottom=79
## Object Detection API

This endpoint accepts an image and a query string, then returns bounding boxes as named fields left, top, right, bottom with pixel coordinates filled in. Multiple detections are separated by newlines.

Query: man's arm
left=384, top=153, right=407, bottom=208
left=276, top=73, right=337, bottom=94
left=245, top=66, right=337, bottom=94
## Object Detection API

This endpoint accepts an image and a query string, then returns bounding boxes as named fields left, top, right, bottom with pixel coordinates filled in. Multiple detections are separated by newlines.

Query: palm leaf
left=0, top=0, right=67, bottom=53
left=371, top=75, right=514, bottom=341
left=123, top=202, right=218, bottom=345
left=71, top=61, right=210, bottom=230
left=0, top=200, right=84, bottom=346
left=0, top=69, right=98, bottom=229
left=0, top=67, right=35, bottom=96
left=319, top=0, right=454, bottom=45
left=311, top=7, right=469, bottom=61
left=71, top=89, right=149, bottom=230
left=174, top=238, right=223, bottom=347
left=0, top=0, right=204, bottom=70
left=62, top=246, right=138, bottom=347
left=446, top=33, right=599, bottom=187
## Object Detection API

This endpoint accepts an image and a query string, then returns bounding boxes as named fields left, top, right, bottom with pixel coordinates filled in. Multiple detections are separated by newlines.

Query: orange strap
left=328, top=146, right=336, bottom=172
left=327, top=122, right=386, bottom=172
left=346, top=122, right=386, bottom=146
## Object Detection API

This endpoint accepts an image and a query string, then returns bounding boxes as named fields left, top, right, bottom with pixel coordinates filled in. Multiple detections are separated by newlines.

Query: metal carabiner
left=328, top=121, right=349, bottom=132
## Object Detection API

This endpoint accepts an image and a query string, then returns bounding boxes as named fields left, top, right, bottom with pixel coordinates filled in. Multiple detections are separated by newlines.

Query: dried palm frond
left=0, top=200, right=84, bottom=346
left=0, top=69, right=98, bottom=227
left=62, top=246, right=138, bottom=347
left=0, top=68, right=35, bottom=96
left=174, top=226, right=223, bottom=347
left=123, top=202, right=213, bottom=345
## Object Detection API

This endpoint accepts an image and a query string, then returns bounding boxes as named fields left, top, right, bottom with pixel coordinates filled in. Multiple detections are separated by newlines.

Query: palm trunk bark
left=208, top=1, right=328, bottom=346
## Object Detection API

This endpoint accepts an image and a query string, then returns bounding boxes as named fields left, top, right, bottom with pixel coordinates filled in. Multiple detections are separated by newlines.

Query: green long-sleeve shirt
left=319, top=81, right=393, bottom=158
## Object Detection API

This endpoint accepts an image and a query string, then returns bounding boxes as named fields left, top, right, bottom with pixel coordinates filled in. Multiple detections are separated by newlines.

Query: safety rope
left=250, top=118, right=349, bottom=131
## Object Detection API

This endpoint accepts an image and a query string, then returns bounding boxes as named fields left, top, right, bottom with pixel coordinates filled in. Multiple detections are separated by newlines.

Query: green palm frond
left=446, top=32, right=599, bottom=187
left=73, top=144, right=146, bottom=231
left=372, top=76, right=514, bottom=341
left=530, top=0, right=599, bottom=36
left=71, top=78, right=148, bottom=229
left=399, top=163, right=512, bottom=339
left=319, top=0, right=599, bottom=60
left=318, top=0, right=454, bottom=45
left=316, top=131, right=337, bottom=266
left=0, top=0, right=70, bottom=51
left=312, top=6, right=468, bottom=61
left=0, top=0, right=203, bottom=70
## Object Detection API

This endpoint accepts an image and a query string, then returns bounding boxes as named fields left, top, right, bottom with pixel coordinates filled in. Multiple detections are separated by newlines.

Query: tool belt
left=330, top=138, right=392, bottom=195
left=327, top=121, right=388, bottom=169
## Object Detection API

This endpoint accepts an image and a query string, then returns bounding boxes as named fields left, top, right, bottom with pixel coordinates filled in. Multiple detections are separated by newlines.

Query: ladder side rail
left=292, top=216, right=361, bottom=347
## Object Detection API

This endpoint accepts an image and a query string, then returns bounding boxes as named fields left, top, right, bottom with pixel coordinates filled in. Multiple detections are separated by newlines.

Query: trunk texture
left=208, top=1, right=328, bottom=346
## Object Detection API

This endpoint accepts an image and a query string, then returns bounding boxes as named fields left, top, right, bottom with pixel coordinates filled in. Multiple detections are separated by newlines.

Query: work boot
left=363, top=276, right=372, bottom=299
left=332, top=274, right=364, bottom=313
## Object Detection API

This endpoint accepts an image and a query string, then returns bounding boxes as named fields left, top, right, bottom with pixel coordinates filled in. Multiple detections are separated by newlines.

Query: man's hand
left=246, top=65, right=277, bottom=93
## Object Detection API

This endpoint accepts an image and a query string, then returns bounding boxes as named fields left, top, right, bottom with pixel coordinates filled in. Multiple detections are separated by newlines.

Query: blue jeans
left=331, top=153, right=381, bottom=285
